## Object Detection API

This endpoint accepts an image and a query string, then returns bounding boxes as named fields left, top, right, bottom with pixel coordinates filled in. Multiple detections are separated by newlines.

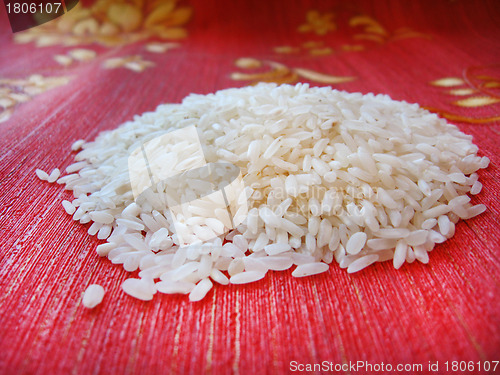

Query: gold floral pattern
left=275, top=10, right=426, bottom=57
left=14, top=0, right=192, bottom=47
left=298, top=10, right=336, bottom=35
left=426, top=66, right=500, bottom=123
left=430, top=73, right=500, bottom=107
left=0, top=75, right=70, bottom=123
left=231, top=58, right=356, bottom=85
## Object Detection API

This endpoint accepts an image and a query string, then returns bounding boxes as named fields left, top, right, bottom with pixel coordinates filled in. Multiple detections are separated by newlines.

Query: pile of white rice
left=36, top=83, right=489, bottom=304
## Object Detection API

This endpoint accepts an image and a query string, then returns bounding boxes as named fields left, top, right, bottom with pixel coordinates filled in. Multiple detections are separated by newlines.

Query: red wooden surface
left=0, top=1, right=499, bottom=374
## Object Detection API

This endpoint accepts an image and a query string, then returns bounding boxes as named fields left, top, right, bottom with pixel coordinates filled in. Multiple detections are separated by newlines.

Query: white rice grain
left=47, top=168, right=61, bottom=183
left=82, top=284, right=105, bottom=308
left=230, top=271, right=266, bottom=284
left=466, top=204, right=486, bottom=219
left=470, top=181, right=482, bottom=195
left=346, top=232, right=367, bottom=255
left=347, top=254, right=379, bottom=273
left=393, top=240, right=407, bottom=269
left=264, top=243, right=291, bottom=256
left=156, top=281, right=195, bottom=294
left=62, top=200, right=76, bottom=215
left=189, top=278, right=213, bottom=301
left=35, top=168, right=49, bottom=181
left=259, top=256, right=294, bottom=271
left=122, top=278, right=155, bottom=301
left=292, top=262, right=329, bottom=277
left=210, top=268, right=230, bottom=285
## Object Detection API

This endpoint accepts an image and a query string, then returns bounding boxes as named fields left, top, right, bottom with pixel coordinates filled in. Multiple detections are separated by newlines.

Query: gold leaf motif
left=108, top=4, right=142, bottom=32
left=13, top=33, right=36, bottom=44
left=341, top=44, right=365, bottom=52
left=365, top=25, right=388, bottom=36
left=36, top=35, right=62, bottom=47
left=309, top=47, right=334, bottom=56
left=235, top=58, right=262, bottom=69
left=56, top=7, right=90, bottom=32
left=54, top=55, right=73, bottom=66
left=103, top=55, right=154, bottom=72
left=231, top=63, right=292, bottom=83
left=0, top=97, right=15, bottom=108
left=424, top=106, right=500, bottom=124
left=475, top=75, right=496, bottom=80
left=350, top=15, right=388, bottom=35
left=68, top=48, right=97, bottom=61
left=145, top=42, right=180, bottom=53
left=274, top=46, right=300, bottom=54
left=392, top=30, right=431, bottom=40
left=448, top=88, right=476, bottom=96
left=94, top=35, right=125, bottom=47
left=353, top=34, right=385, bottom=43
left=100, top=22, right=120, bottom=36
left=165, top=7, right=193, bottom=27
left=102, top=57, right=124, bottom=69
left=230, top=72, right=257, bottom=81
left=430, top=77, right=465, bottom=87
left=9, top=93, right=30, bottom=102
left=54, top=49, right=96, bottom=66
left=0, top=108, right=13, bottom=123
left=144, top=2, right=177, bottom=27
left=124, top=62, right=148, bottom=72
left=293, top=68, right=355, bottom=84
left=349, top=15, right=381, bottom=28
left=453, top=96, right=500, bottom=107
left=152, top=26, right=188, bottom=39
left=73, top=18, right=100, bottom=35
left=302, top=41, right=324, bottom=49
left=230, top=72, right=298, bottom=85
left=484, top=81, right=500, bottom=89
